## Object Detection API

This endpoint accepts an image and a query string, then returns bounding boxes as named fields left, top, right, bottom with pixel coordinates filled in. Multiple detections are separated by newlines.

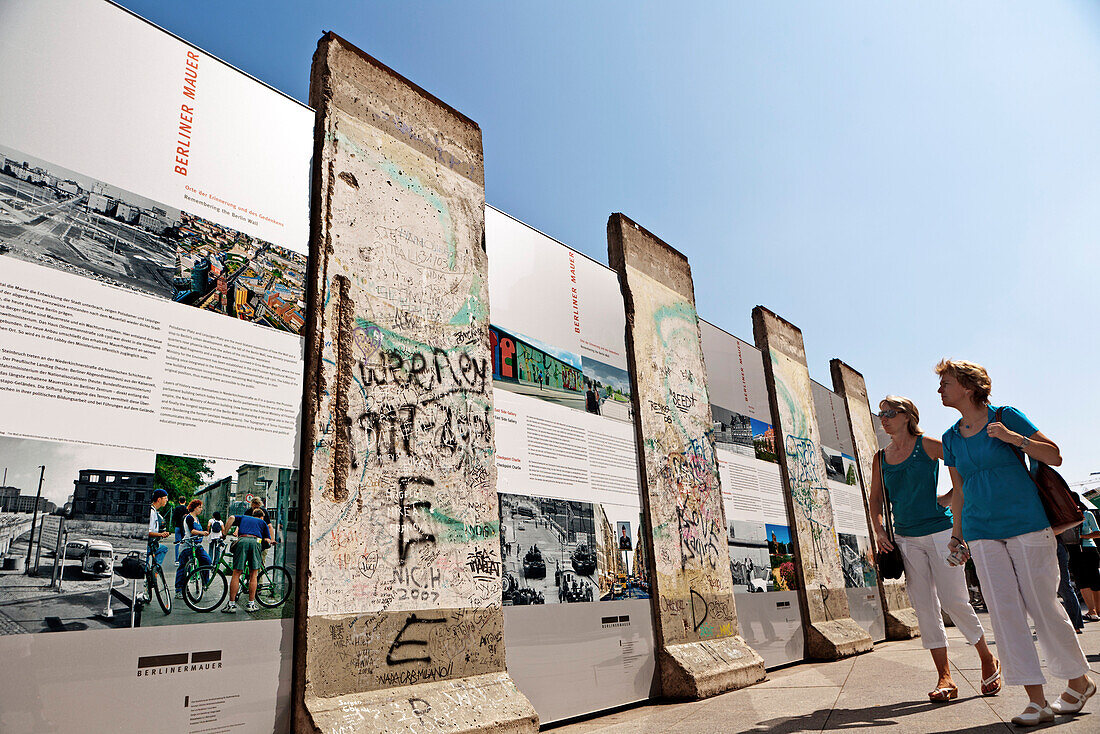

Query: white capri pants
left=896, top=528, right=985, bottom=650
left=969, top=527, right=1090, bottom=686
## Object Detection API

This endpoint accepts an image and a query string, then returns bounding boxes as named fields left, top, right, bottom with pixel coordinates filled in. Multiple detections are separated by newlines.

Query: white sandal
left=1050, top=678, right=1096, bottom=715
left=1010, top=702, right=1053, bottom=726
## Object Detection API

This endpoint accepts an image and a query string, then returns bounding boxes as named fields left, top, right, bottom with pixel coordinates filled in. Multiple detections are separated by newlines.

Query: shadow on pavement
left=753, top=699, right=1020, bottom=733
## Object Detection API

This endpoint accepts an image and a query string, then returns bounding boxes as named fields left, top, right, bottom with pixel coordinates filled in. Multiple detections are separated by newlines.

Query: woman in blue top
left=870, top=395, right=999, bottom=702
left=938, top=359, right=1092, bottom=724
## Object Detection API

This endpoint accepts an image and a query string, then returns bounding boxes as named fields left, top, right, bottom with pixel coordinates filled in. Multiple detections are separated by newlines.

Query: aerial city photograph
left=0, top=146, right=306, bottom=335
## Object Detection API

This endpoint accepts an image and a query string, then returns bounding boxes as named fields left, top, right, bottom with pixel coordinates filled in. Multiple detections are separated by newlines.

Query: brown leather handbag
left=996, top=408, right=1082, bottom=535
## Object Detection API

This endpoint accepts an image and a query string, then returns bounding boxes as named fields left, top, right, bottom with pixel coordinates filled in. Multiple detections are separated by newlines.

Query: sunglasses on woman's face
left=878, top=409, right=904, bottom=419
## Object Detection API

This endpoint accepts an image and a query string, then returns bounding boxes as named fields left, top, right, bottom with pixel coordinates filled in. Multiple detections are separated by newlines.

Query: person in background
left=147, top=488, right=170, bottom=570
left=174, top=499, right=210, bottom=598
left=870, top=395, right=999, bottom=703
left=170, top=496, right=188, bottom=561
left=1056, top=532, right=1085, bottom=634
left=1069, top=501, right=1100, bottom=621
left=937, top=359, right=1093, bottom=725
left=249, top=497, right=276, bottom=563
left=222, top=508, right=273, bottom=613
left=207, top=511, right=225, bottom=563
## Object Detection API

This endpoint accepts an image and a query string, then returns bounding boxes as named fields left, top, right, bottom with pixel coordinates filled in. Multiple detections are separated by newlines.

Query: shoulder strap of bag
left=996, top=406, right=1032, bottom=474
left=878, top=449, right=896, bottom=543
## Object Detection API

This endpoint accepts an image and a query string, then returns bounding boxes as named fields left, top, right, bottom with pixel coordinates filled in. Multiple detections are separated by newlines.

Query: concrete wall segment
left=829, top=359, right=919, bottom=640
left=295, top=32, right=535, bottom=732
left=608, top=214, right=764, bottom=697
left=752, top=307, right=872, bottom=659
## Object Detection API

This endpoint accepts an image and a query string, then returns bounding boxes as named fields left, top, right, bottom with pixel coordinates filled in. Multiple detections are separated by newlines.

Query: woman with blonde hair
left=937, top=359, right=1093, bottom=725
left=870, top=395, right=999, bottom=702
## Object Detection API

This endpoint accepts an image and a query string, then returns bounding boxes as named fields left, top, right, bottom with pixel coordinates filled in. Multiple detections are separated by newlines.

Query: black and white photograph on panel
left=727, top=519, right=772, bottom=593
left=0, top=435, right=154, bottom=634
left=499, top=492, right=600, bottom=605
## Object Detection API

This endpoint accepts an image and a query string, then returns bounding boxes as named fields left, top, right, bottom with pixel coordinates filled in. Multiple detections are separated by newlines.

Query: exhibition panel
left=486, top=207, right=657, bottom=723
left=699, top=319, right=806, bottom=668
left=0, top=1, right=311, bottom=730
left=812, top=381, right=886, bottom=642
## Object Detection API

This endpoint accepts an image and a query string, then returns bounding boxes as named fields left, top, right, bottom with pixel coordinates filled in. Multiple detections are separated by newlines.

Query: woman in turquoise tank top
left=869, top=395, right=999, bottom=703
left=938, top=359, right=1092, bottom=724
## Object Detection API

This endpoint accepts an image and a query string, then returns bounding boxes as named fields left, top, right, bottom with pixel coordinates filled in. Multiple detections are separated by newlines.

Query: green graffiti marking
left=428, top=509, right=499, bottom=544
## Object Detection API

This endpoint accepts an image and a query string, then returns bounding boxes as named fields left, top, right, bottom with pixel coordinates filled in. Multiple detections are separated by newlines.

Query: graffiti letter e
left=387, top=613, right=445, bottom=665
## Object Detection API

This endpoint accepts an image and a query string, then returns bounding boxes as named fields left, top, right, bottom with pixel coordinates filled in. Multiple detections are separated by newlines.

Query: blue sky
left=117, top=1, right=1099, bottom=483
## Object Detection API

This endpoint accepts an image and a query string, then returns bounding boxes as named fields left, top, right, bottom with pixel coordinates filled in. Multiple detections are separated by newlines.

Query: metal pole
left=102, top=563, right=115, bottom=619
left=56, top=533, right=68, bottom=592
left=24, top=465, right=44, bottom=573
left=51, top=518, right=66, bottom=589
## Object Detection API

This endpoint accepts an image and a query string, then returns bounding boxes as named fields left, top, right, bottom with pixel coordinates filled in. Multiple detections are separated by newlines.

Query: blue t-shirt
left=942, top=405, right=1048, bottom=542
left=1082, top=510, right=1099, bottom=549
left=881, top=437, right=953, bottom=537
left=234, top=514, right=270, bottom=540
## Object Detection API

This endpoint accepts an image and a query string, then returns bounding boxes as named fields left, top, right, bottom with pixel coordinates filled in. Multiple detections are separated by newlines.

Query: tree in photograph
left=154, top=455, right=214, bottom=503
left=846, top=463, right=857, bottom=485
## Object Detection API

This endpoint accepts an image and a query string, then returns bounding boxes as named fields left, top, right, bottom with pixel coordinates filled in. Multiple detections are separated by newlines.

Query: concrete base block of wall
left=299, top=672, right=539, bottom=734
left=886, top=608, right=922, bottom=639
left=806, top=619, right=874, bottom=660
left=659, top=636, right=767, bottom=700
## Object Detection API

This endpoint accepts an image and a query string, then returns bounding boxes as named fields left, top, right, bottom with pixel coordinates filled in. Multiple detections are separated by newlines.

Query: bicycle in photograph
left=127, top=544, right=171, bottom=615
left=182, top=537, right=292, bottom=613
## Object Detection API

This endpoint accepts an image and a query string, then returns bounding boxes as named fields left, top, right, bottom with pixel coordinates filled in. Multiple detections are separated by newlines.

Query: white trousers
left=970, top=527, right=1090, bottom=685
left=896, top=528, right=985, bottom=650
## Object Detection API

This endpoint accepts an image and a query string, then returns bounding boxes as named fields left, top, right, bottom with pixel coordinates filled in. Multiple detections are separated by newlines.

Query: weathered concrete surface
left=608, top=214, right=765, bottom=699
left=294, top=32, right=536, bottom=733
left=830, top=360, right=920, bottom=641
left=751, top=307, right=872, bottom=660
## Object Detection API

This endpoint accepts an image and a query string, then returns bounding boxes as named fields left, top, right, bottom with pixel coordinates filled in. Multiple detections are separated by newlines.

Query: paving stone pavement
left=548, top=612, right=1100, bottom=733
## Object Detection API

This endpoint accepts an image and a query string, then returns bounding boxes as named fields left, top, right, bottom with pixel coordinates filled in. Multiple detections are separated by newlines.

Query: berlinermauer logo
left=137, top=650, right=222, bottom=677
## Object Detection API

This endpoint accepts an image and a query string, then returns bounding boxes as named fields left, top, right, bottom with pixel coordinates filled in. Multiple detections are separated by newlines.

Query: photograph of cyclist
left=148, top=488, right=170, bottom=567
left=223, top=508, right=274, bottom=613
left=207, top=511, right=225, bottom=561
left=170, top=496, right=188, bottom=561
left=174, top=499, right=211, bottom=598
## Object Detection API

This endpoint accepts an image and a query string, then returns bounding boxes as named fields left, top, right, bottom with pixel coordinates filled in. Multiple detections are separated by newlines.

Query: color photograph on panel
left=490, top=325, right=632, bottom=423
left=0, top=145, right=307, bottom=335
left=765, top=523, right=799, bottom=592
left=145, top=454, right=296, bottom=624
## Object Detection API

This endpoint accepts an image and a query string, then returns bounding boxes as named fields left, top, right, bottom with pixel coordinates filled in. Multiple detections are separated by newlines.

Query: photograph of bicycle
left=138, top=454, right=297, bottom=627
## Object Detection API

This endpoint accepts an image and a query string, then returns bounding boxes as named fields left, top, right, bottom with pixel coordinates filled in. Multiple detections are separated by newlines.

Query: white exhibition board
left=0, top=2, right=311, bottom=731
left=486, top=206, right=657, bottom=724
left=699, top=319, right=805, bottom=668
left=811, top=379, right=885, bottom=641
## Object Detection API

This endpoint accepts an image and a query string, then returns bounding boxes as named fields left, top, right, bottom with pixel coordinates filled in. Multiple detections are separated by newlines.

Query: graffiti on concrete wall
left=627, top=265, right=736, bottom=644
left=768, top=348, right=844, bottom=600
left=306, top=99, right=503, bottom=696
